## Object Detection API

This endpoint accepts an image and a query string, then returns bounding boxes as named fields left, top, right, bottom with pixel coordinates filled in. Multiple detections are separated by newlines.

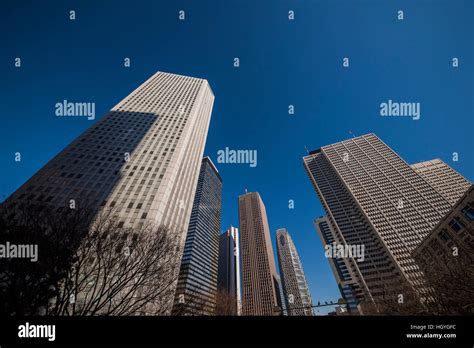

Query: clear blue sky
left=1, top=0, right=472, bottom=315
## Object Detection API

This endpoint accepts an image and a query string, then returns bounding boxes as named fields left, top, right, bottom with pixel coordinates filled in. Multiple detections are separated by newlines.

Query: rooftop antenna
left=304, top=145, right=309, bottom=154
left=348, top=130, right=356, bottom=138
left=245, top=188, right=248, bottom=194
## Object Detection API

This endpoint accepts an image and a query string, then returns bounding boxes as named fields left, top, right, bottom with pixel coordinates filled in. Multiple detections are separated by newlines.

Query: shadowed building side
left=314, top=216, right=363, bottom=313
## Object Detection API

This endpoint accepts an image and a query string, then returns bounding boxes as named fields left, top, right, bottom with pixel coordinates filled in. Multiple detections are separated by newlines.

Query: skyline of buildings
left=172, top=156, right=222, bottom=315
left=1, top=69, right=471, bottom=316
left=1, top=0, right=472, bottom=325
left=303, top=133, right=471, bottom=312
left=0, top=70, right=319, bottom=317
left=276, top=228, right=313, bottom=316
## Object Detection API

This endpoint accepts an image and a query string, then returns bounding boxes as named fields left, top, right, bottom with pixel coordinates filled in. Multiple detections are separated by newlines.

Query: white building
left=6, top=71, right=215, bottom=313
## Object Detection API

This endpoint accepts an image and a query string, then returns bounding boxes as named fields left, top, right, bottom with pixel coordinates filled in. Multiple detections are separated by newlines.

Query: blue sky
left=1, top=0, right=473, bottom=315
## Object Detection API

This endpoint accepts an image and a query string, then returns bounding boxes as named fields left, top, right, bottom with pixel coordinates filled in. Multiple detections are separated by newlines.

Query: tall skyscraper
left=276, top=228, right=313, bottom=316
left=238, top=192, right=281, bottom=315
left=411, top=159, right=470, bottom=205
left=5, top=71, right=215, bottom=313
left=217, top=226, right=241, bottom=315
left=303, top=133, right=468, bottom=309
left=314, top=216, right=362, bottom=313
left=172, top=157, right=222, bottom=315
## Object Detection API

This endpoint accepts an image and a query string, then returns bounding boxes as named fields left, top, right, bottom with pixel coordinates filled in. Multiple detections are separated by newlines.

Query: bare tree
left=419, top=252, right=474, bottom=315
left=361, top=249, right=474, bottom=315
left=47, top=212, right=180, bottom=315
left=0, top=202, right=93, bottom=315
left=359, top=281, right=426, bottom=315
left=0, top=202, right=182, bottom=316
left=215, top=288, right=238, bottom=316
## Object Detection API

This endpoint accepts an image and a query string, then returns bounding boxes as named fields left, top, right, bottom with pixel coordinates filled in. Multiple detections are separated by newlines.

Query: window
left=438, top=230, right=450, bottom=242
left=448, top=218, right=465, bottom=232
left=461, top=205, right=474, bottom=221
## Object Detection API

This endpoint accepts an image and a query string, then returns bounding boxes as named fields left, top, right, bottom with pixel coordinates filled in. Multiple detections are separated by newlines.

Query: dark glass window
left=461, top=205, right=474, bottom=221
left=449, top=218, right=465, bottom=232
left=438, top=230, right=450, bottom=242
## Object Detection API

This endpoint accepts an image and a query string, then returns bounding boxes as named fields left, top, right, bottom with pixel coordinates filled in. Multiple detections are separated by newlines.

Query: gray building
left=276, top=228, right=313, bottom=316
left=172, top=157, right=222, bottom=315
left=303, top=133, right=469, bottom=311
left=217, top=226, right=241, bottom=315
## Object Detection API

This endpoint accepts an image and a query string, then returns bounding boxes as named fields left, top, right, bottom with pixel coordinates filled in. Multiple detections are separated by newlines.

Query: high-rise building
left=238, top=192, right=281, bottom=315
left=217, top=226, right=241, bottom=315
left=303, top=133, right=467, bottom=308
left=275, top=228, right=313, bottom=316
left=172, top=157, right=222, bottom=315
left=5, top=71, right=215, bottom=313
left=411, top=159, right=470, bottom=205
left=314, top=216, right=362, bottom=313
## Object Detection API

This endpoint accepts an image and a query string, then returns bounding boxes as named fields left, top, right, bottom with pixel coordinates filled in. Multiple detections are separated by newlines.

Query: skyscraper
left=5, top=71, right=215, bottom=313
left=172, top=157, right=222, bottom=315
left=217, top=226, right=241, bottom=315
left=238, top=192, right=281, bottom=315
left=411, top=159, right=470, bottom=205
left=314, top=216, right=362, bottom=313
left=276, top=228, right=313, bottom=316
left=303, top=133, right=467, bottom=309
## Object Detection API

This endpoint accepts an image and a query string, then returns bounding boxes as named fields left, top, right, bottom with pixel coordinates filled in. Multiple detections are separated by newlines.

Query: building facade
left=413, top=184, right=473, bottom=267
left=217, top=226, right=241, bottom=315
left=412, top=185, right=473, bottom=301
left=276, top=228, right=313, bottom=316
left=238, top=192, right=281, bottom=315
left=411, top=159, right=471, bottom=205
left=5, top=71, right=215, bottom=313
left=172, top=157, right=222, bottom=315
left=314, top=216, right=361, bottom=313
left=303, top=133, right=468, bottom=310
